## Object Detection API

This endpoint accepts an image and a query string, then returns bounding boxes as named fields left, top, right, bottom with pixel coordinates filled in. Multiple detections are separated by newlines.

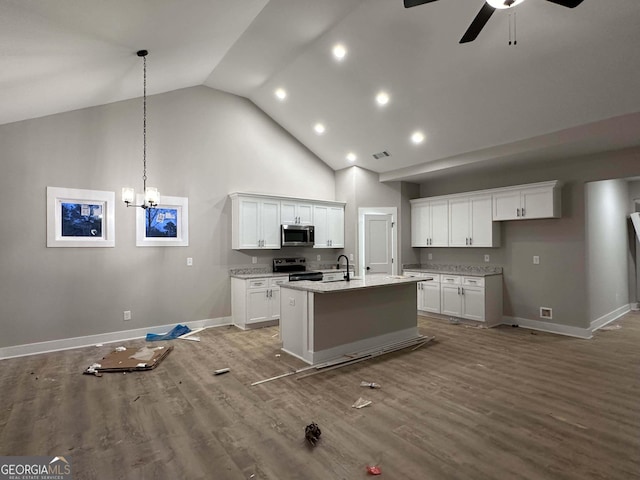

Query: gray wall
left=0, top=86, right=336, bottom=348
left=416, top=148, right=640, bottom=328
left=335, top=166, right=420, bottom=272
left=585, top=179, right=630, bottom=321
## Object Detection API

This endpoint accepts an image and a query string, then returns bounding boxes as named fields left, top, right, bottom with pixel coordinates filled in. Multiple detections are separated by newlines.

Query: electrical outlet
left=252, top=256, right=257, bottom=264
left=186, top=257, right=193, bottom=266
left=484, top=254, right=490, bottom=263
left=428, top=253, right=433, bottom=260
left=289, top=298, right=295, bottom=306
left=317, top=255, right=321, bottom=261
left=123, top=310, right=131, bottom=321
left=349, top=253, right=354, bottom=261
left=533, top=255, right=540, bottom=265
left=540, top=307, right=552, bottom=319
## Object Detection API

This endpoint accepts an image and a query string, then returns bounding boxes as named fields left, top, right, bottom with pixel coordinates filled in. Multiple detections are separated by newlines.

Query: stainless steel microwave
left=281, top=224, right=315, bottom=247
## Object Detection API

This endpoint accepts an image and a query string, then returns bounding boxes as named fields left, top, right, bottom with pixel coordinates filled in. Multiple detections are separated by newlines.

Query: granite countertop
left=281, top=273, right=423, bottom=294
left=230, top=267, right=355, bottom=280
left=402, top=263, right=503, bottom=277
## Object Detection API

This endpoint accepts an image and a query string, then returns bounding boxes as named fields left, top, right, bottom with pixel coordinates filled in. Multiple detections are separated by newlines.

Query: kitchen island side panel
left=312, top=283, right=417, bottom=351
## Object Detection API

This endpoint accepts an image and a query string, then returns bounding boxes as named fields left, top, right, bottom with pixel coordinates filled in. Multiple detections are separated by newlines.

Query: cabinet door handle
left=457, top=287, right=460, bottom=294
left=516, top=208, right=521, bottom=217
left=469, top=237, right=472, bottom=246
left=465, top=238, right=468, bottom=245
left=521, top=208, right=525, bottom=217
left=461, top=287, right=464, bottom=295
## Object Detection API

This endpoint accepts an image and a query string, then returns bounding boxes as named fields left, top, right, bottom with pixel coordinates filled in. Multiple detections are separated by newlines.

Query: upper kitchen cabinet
left=411, top=198, right=448, bottom=247
left=314, top=203, right=345, bottom=248
left=492, top=181, right=562, bottom=221
left=281, top=201, right=313, bottom=225
left=449, top=194, right=500, bottom=247
left=231, top=193, right=281, bottom=249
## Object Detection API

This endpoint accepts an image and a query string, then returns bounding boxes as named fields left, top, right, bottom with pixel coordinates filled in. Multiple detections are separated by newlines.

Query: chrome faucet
left=336, top=254, right=350, bottom=281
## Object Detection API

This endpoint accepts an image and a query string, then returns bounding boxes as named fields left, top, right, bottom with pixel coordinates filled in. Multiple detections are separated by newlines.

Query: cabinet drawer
left=463, top=277, right=484, bottom=287
left=270, top=277, right=289, bottom=287
left=403, top=271, right=440, bottom=282
left=441, top=275, right=461, bottom=285
left=248, top=279, right=269, bottom=288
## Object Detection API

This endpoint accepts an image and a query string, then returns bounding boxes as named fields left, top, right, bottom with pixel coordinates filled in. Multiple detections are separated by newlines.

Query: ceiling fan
left=404, top=0, right=584, bottom=44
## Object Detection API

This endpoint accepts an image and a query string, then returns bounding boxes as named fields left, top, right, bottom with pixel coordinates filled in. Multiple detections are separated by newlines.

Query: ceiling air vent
left=372, top=151, right=391, bottom=160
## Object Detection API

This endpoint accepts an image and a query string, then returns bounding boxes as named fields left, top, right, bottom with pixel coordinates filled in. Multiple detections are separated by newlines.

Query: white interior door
left=364, top=214, right=393, bottom=275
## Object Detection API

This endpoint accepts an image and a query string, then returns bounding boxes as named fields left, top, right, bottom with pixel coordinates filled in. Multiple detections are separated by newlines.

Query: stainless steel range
left=273, top=257, right=323, bottom=282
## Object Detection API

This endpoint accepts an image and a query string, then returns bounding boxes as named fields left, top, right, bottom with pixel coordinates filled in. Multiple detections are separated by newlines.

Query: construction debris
left=600, top=324, right=622, bottom=331
left=214, top=368, right=230, bottom=375
left=304, top=422, right=322, bottom=446
left=360, top=381, right=380, bottom=389
left=251, top=336, right=435, bottom=386
left=83, top=345, right=173, bottom=375
left=352, top=397, right=372, bottom=409
left=366, top=465, right=382, bottom=475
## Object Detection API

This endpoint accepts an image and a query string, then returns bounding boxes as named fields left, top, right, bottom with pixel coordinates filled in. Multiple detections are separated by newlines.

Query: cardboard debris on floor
left=83, top=345, right=173, bottom=376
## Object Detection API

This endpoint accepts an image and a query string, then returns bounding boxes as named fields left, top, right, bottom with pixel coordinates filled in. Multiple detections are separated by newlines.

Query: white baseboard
left=0, top=316, right=232, bottom=360
left=590, top=304, right=631, bottom=332
left=501, top=316, right=592, bottom=339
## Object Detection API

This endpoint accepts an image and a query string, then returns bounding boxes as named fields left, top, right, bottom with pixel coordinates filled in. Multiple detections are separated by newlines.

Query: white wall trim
left=590, top=304, right=631, bottom=332
left=502, top=316, right=592, bottom=339
left=0, top=316, right=232, bottom=360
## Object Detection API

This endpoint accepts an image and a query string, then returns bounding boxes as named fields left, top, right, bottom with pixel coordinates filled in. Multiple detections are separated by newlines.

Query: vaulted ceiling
left=2, top=0, right=639, bottom=182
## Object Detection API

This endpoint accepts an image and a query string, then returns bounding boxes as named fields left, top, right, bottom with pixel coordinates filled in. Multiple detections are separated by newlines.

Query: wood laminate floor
left=1, top=313, right=639, bottom=480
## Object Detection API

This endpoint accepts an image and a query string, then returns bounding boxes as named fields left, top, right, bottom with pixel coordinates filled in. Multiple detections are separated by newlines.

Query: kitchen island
left=279, top=274, right=424, bottom=365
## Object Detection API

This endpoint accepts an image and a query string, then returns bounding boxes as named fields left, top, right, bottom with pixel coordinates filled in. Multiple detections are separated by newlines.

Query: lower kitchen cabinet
left=405, top=270, right=503, bottom=326
left=232, top=276, right=288, bottom=329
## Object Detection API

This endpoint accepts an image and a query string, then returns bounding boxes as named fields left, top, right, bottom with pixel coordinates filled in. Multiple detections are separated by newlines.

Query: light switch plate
left=252, top=256, right=257, bottom=264
left=187, top=257, right=193, bottom=266
left=484, top=254, right=490, bottom=263
left=428, top=253, right=433, bottom=260
left=533, top=256, right=540, bottom=265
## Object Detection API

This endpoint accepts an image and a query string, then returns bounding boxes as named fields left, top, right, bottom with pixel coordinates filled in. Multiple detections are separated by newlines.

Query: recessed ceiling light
left=314, top=123, right=326, bottom=135
left=332, top=43, right=347, bottom=61
left=375, top=91, right=390, bottom=106
left=487, top=0, right=526, bottom=9
left=346, top=152, right=357, bottom=162
left=411, top=131, right=425, bottom=144
left=274, top=88, right=287, bottom=100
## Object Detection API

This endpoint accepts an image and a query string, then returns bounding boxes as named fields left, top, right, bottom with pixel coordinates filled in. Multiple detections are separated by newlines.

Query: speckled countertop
left=230, top=267, right=354, bottom=279
left=402, top=263, right=502, bottom=277
left=280, top=273, right=422, bottom=294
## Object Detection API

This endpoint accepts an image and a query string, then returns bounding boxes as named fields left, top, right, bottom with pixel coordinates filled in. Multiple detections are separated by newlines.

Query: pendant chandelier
left=122, top=49, right=159, bottom=209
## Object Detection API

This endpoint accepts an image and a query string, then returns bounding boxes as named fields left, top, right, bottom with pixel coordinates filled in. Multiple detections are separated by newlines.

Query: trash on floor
left=305, top=422, right=321, bottom=446
left=600, top=324, right=622, bottom=331
left=366, top=465, right=382, bottom=475
left=83, top=345, right=173, bottom=375
left=214, top=368, right=230, bottom=375
left=115, top=346, right=127, bottom=352
left=360, top=381, right=380, bottom=389
left=352, top=397, right=372, bottom=409
left=145, top=324, right=191, bottom=341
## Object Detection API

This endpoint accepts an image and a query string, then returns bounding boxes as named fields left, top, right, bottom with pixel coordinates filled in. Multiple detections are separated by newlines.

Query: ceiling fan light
left=486, top=0, right=526, bottom=9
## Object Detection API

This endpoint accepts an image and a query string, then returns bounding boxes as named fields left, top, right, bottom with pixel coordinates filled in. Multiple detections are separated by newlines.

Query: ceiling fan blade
left=404, top=0, right=439, bottom=8
left=459, top=3, right=495, bottom=44
left=545, top=0, right=584, bottom=7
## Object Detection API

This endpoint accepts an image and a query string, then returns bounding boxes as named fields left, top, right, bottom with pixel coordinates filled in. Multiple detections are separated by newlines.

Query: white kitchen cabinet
left=231, top=194, right=281, bottom=249
left=281, top=201, right=313, bottom=225
left=449, top=194, right=500, bottom=247
left=314, top=204, right=345, bottom=248
left=440, top=275, right=503, bottom=325
left=232, top=276, right=288, bottom=329
left=404, top=271, right=441, bottom=313
left=492, top=181, right=561, bottom=221
left=411, top=199, right=448, bottom=247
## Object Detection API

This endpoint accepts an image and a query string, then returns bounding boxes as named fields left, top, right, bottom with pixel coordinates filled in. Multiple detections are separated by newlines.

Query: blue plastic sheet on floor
left=145, top=324, right=191, bottom=342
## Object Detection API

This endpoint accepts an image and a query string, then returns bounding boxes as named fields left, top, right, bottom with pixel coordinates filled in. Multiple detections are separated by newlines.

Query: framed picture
left=136, top=195, right=189, bottom=247
left=47, top=187, right=115, bottom=247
